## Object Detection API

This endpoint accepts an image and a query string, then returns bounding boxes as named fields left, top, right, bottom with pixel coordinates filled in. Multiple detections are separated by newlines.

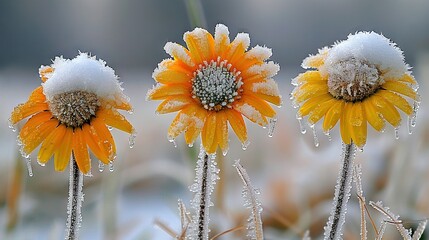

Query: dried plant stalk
left=234, top=160, right=264, bottom=240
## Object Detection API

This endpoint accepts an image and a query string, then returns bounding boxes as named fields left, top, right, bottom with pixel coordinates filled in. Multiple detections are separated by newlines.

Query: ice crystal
left=234, top=160, right=264, bottom=240
left=186, top=146, right=219, bottom=240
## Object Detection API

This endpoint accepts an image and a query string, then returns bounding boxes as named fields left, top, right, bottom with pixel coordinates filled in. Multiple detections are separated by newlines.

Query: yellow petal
left=293, top=71, right=326, bottom=85
left=382, top=81, right=418, bottom=100
left=253, top=93, right=282, bottom=106
left=225, top=33, right=250, bottom=68
left=225, top=109, right=247, bottom=144
left=98, top=107, right=134, bottom=134
left=38, top=124, right=67, bottom=164
left=91, top=117, right=117, bottom=161
left=308, top=99, right=337, bottom=125
left=340, top=102, right=352, bottom=144
left=10, top=102, right=49, bottom=124
left=349, top=103, right=367, bottom=148
left=293, top=82, right=329, bottom=103
left=72, top=128, right=91, bottom=174
left=19, top=111, right=52, bottom=141
left=184, top=28, right=215, bottom=64
left=301, top=48, right=329, bottom=69
left=322, top=100, right=343, bottom=132
left=377, top=90, right=413, bottom=115
left=163, top=42, right=195, bottom=68
left=397, top=73, right=417, bottom=85
left=54, top=127, right=73, bottom=172
left=202, top=113, right=217, bottom=154
left=153, top=59, right=193, bottom=84
left=184, top=108, right=206, bottom=146
left=147, top=84, right=190, bottom=100
left=21, top=119, right=58, bottom=155
left=362, top=98, right=385, bottom=132
left=156, top=95, right=193, bottom=114
left=371, top=95, right=401, bottom=127
left=298, top=93, right=333, bottom=117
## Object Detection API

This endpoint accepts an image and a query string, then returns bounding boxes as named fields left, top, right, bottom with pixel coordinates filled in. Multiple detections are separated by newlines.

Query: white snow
left=42, top=52, right=127, bottom=103
left=246, top=61, right=280, bottom=78
left=324, top=32, right=408, bottom=80
left=214, top=24, right=230, bottom=52
left=236, top=103, right=266, bottom=126
left=251, top=79, right=279, bottom=96
left=246, top=45, right=272, bottom=61
left=230, top=33, right=250, bottom=52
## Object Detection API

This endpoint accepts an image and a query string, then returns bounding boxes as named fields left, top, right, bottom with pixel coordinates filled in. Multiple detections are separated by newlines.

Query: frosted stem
left=196, top=153, right=209, bottom=240
left=324, top=142, right=356, bottom=240
left=66, top=155, right=84, bottom=240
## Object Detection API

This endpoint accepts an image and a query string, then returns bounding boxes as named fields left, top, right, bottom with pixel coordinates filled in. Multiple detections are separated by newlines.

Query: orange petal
left=153, top=59, right=193, bottom=84
left=10, top=102, right=49, bottom=124
left=54, top=127, right=73, bottom=172
left=21, top=119, right=58, bottom=155
left=168, top=105, right=200, bottom=139
left=146, top=84, right=190, bottom=100
left=201, top=112, right=217, bottom=154
left=214, top=24, right=230, bottom=56
left=225, top=109, right=248, bottom=144
left=72, top=128, right=91, bottom=174
left=253, top=93, right=282, bottom=106
left=38, top=124, right=67, bottom=165
left=225, top=33, right=250, bottom=68
left=164, top=42, right=195, bottom=68
left=156, top=95, right=193, bottom=114
left=184, top=28, right=215, bottom=64
left=241, top=94, right=276, bottom=118
left=234, top=101, right=268, bottom=127
left=39, top=66, right=53, bottom=82
left=184, top=107, right=207, bottom=146
left=97, top=107, right=134, bottom=134
left=19, top=111, right=53, bottom=140
left=308, top=99, right=337, bottom=125
left=91, top=117, right=117, bottom=161
left=215, top=111, right=228, bottom=154
left=82, top=123, right=109, bottom=164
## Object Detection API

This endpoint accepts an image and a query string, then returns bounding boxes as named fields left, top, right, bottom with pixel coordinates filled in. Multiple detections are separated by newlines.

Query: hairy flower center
left=192, top=58, right=242, bottom=111
left=49, top=90, right=100, bottom=128
left=327, top=58, right=382, bottom=102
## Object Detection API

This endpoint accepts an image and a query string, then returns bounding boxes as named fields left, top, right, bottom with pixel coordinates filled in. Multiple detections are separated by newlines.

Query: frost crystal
left=186, top=146, right=219, bottom=240
left=234, top=160, right=264, bottom=240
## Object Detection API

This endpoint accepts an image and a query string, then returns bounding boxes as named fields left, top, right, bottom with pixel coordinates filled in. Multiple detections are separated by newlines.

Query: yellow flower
left=10, top=53, right=134, bottom=174
left=292, top=32, right=419, bottom=148
left=147, top=24, right=281, bottom=154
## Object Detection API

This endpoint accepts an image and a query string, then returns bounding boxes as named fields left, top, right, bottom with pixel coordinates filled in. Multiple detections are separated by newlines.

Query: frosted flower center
left=192, top=58, right=242, bottom=111
left=49, top=90, right=100, bottom=128
left=327, top=58, right=382, bottom=102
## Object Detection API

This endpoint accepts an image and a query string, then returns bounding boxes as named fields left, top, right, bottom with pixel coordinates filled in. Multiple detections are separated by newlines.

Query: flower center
left=49, top=90, right=100, bottom=128
left=192, top=58, right=242, bottom=111
left=327, top=58, right=382, bottom=102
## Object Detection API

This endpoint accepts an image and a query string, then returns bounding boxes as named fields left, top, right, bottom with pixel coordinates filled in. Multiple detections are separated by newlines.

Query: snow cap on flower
left=42, top=52, right=127, bottom=104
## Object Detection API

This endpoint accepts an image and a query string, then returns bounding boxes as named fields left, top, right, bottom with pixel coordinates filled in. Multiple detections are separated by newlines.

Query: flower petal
left=293, top=82, right=329, bottom=103
left=371, top=95, right=401, bottom=127
left=202, top=112, right=217, bottom=154
left=164, top=42, right=195, bottom=67
left=156, top=95, right=193, bottom=114
left=38, top=124, right=67, bottom=165
left=308, top=98, right=337, bottom=125
left=377, top=90, right=413, bottom=115
left=184, top=107, right=206, bottom=146
left=54, top=127, right=73, bottom=172
left=225, top=33, right=250, bottom=68
left=215, top=111, right=228, bottom=154
left=168, top=105, right=200, bottom=139
left=82, top=123, right=109, bottom=164
left=146, top=83, right=190, bottom=100
left=301, top=47, right=329, bottom=69
left=340, top=102, right=352, bottom=144
left=21, top=119, right=58, bottom=155
left=91, top=117, right=117, bottom=161
left=349, top=103, right=367, bottom=148
left=153, top=59, right=193, bottom=84
left=98, top=107, right=134, bottom=134
left=72, top=127, right=91, bottom=174
left=363, top=98, right=385, bottom=132
left=382, top=81, right=418, bottom=100
left=214, top=24, right=230, bottom=56
left=298, top=93, right=333, bottom=117
left=234, top=102, right=268, bottom=127
left=184, top=28, right=215, bottom=64
left=292, top=71, right=326, bottom=85
left=225, top=109, right=247, bottom=144
left=10, top=102, right=49, bottom=124
left=322, top=100, right=343, bottom=132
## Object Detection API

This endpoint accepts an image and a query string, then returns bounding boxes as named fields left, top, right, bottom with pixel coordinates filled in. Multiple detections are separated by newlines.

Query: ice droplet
left=407, top=116, right=413, bottom=135
left=394, top=127, right=400, bottom=140
left=98, top=161, right=105, bottom=172
left=310, top=124, right=319, bottom=147
left=26, top=157, right=33, bottom=177
left=128, top=108, right=134, bottom=115
left=8, top=119, right=17, bottom=132
left=222, top=147, right=229, bottom=156
left=107, top=126, right=113, bottom=131
left=324, top=130, right=332, bottom=141
left=296, top=115, right=306, bottom=134
left=188, top=143, right=194, bottom=147
left=129, top=132, right=136, bottom=149
left=108, top=162, right=114, bottom=172
left=268, top=118, right=277, bottom=138
left=242, top=140, right=250, bottom=150
left=168, top=135, right=177, bottom=148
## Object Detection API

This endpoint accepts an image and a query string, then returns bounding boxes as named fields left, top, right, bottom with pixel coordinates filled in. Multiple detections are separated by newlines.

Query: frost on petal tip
left=246, top=61, right=280, bottom=78
left=214, top=24, right=230, bottom=40
left=246, top=45, right=272, bottom=61
left=164, top=42, right=194, bottom=67
left=231, top=33, right=251, bottom=51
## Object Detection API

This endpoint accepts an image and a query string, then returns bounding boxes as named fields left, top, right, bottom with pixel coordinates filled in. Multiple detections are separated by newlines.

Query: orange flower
left=10, top=53, right=134, bottom=174
left=147, top=24, right=281, bottom=154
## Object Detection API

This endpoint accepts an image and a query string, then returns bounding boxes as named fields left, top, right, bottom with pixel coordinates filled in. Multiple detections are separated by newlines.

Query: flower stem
left=324, top=142, right=356, bottom=240
left=197, top=153, right=209, bottom=240
left=66, top=154, right=83, bottom=240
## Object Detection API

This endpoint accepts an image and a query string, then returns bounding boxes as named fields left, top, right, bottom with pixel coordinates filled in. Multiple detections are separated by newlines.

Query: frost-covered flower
left=292, top=32, right=419, bottom=148
left=10, top=53, right=134, bottom=174
left=147, top=24, right=281, bottom=154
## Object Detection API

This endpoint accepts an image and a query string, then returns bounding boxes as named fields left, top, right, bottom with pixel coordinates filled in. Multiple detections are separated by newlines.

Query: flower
left=10, top=53, right=134, bottom=174
left=292, top=32, right=419, bottom=148
left=147, top=24, right=281, bottom=154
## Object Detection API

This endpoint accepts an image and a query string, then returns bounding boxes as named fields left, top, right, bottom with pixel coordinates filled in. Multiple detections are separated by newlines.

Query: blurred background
left=1, top=0, right=429, bottom=239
